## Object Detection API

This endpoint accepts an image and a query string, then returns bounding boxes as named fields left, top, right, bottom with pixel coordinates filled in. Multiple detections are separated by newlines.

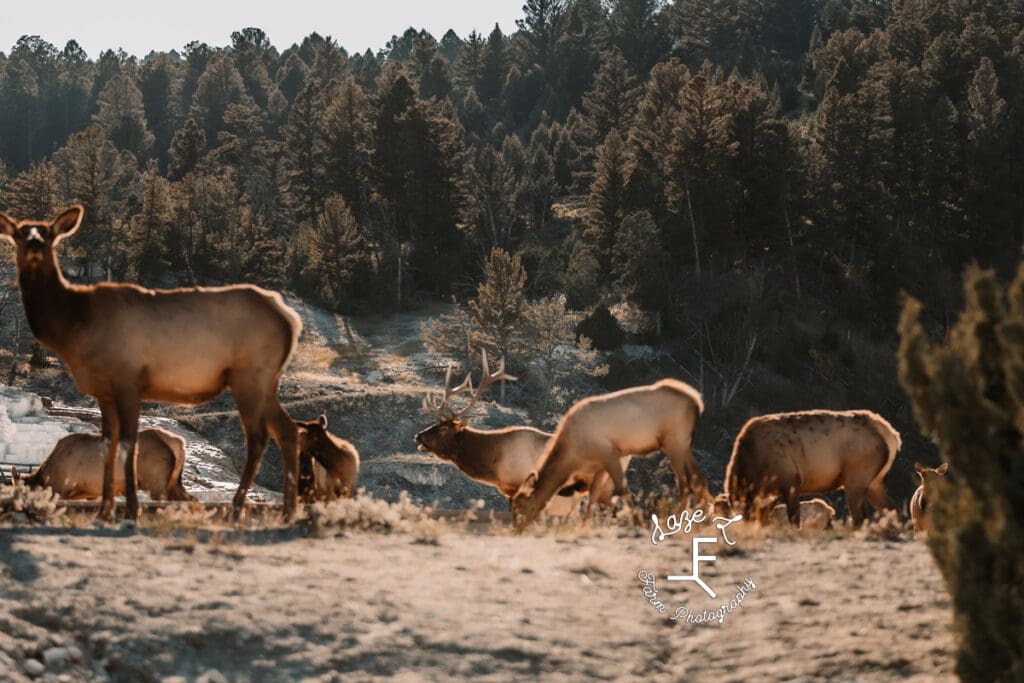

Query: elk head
left=914, top=461, right=948, bottom=489
left=0, top=205, right=83, bottom=280
left=414, top=350, right=515, bottom=460
left=296, top=414, right=332, bottom=455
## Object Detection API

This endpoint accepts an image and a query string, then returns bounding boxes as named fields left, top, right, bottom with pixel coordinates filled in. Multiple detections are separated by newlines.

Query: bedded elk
left=511, top=379, right=708, bottom=530
left=11, top=427, right=194, bottom=501
left=296, top=415, right=360, bottom=501
left=725, top=410, right=900, bottom=527
left=0, top=205, right=302, bottom=522
left=910, top=462, right=947, bottom=533
left=414, top=352, right=620, bottom=516
left=712, top=493, right=835, bottom=530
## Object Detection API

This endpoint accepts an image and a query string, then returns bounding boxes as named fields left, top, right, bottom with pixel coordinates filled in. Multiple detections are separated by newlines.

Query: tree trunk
left=683, top=167, right=701, bottom=276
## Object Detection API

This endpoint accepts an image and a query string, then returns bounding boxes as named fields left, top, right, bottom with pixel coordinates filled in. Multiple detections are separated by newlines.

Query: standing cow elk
left=414, top=351, right=620, bottom=516
left=12, top=427, right=194, bottom=501
left=725, top=410, right=900, bottom=527
left=0, top=206, right=302, bottom=522
left=511, top=379, right=707, bottom=530
left=910, top=461, right=948, bottom=534
left=296, top=415, right=360, bottom=501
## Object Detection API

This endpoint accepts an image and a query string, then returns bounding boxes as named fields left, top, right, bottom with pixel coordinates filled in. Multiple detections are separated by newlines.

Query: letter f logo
left=667, top=537, right=718, bottom=598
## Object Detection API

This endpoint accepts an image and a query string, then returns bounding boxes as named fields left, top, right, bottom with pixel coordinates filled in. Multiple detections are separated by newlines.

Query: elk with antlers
left=414, top=351, right=620, bottom=515
left=0, top=205, right=302, bottom=522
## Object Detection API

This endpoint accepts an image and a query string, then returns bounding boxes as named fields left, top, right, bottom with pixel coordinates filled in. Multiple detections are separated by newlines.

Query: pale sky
left=0, top=1, right=525, bottom=58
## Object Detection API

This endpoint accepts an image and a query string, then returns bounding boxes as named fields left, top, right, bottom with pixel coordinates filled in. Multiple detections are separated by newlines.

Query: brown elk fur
left=511, top=379, right=707, bottom=530
left=13, top=427, right=194, bottom=501
left=0, top=205, right=302, bottom=522
left=910, top=461, right=947, bottom=533
left=296, top=415, right=359, bottom=501
left=413, top=421, right=621, bottom=515
left=725, top=410, right=900, bottom=527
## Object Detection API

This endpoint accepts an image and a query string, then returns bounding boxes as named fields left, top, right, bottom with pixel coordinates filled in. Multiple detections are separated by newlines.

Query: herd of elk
left=0, top=205, right=928, bottom=533
left=414, top=351, right=619, bottom=516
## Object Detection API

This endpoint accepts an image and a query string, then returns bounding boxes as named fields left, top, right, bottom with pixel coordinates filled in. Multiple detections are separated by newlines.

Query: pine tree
left=139, top=55, right=182, bottom=169
left=4, top=161, right=60, bottom=219
left=517, top=0, right=567, bottom=72
left=284, top=79, right=326, bottom=223
left=613, top=209, right=670, bottom=314
left=189, top=55, right=253, bottom=144
left=469, top=247, right=529, bottom=367
left=898, top=265, right=1024, bottom=682
left=322, top=76, right=370, bottom=221
left=583, top=130, right=633, bottom=275
left=169, top=117, right=207, bottom=180
left=129, top=160, right=173, bottom=281
left=455, top=30, right=486, bottom=93
left=964, top=57, right=1012, bottom=265
left=479, top=25, right=509, bottom=107
left=574, top=47, right=641, bottom=185
left=276, top=53, right=308, bottom=104
left=301, top=194, right=373, bottom=309
left=609, top=0, right=669, bottom=75
left=93, top=74, right=155, bottom=159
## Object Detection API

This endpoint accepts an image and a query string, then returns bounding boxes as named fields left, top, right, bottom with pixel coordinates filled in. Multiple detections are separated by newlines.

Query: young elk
left=725, top=410, right=900, bottom=527
left=910, top=461, right=948, bottom=534
left=414, top=351, right=620, bottom=516
left=511, top=379, right=708, bottom=530
left=12, top=427, right=195, bottom=501
left=296, top=415, right=360, bottom=502
left=0, top=206, right=302, bottom=522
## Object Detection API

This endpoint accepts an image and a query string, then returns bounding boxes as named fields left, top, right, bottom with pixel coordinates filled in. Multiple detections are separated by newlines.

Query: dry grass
left=302, top=490, right=449, bottom=544
left=0, top=482, right=66, bottom=525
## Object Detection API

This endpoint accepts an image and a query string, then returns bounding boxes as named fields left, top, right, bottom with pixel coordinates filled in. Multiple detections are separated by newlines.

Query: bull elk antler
left=423, top=350, right=517, bottom=421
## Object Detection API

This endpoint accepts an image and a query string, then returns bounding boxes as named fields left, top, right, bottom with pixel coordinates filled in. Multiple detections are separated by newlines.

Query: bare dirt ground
left=0, top=510, right=955, bottom=683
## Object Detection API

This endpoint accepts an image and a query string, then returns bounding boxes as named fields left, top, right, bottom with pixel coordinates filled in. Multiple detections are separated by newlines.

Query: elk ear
left=0, top=212, right=16, bottom=245
left=51, top=205, right=84, bottom=243
left=318, top=414, right=328, bottom=429
left=521, top=471, right=538, bottom=496
left=913, top=461, right=924, bottom=475
left=935, top=462, right=948, bottom=475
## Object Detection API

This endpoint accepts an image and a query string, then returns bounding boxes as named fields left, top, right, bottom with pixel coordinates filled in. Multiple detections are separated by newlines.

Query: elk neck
left=448, top=428, right=501, bottom=481
left=17, top=258, right=90, bottom=351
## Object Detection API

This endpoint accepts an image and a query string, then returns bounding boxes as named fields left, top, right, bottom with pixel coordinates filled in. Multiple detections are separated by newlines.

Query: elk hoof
left=119, top=519, right=137, bottom=533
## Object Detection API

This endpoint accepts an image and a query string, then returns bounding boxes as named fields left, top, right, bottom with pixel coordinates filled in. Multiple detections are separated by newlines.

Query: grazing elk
left=910, top=461, right=948, bottom=534
left=296, top=415, right=360, bottom=501
left=0, top=205, right=302, bottom=522
left=11, top=427, right=194, bottom=501
left=725, top=410, right=900, bottom=527
left=511, top=379, right=708, bottom=530
left=414, top=351, right=620, bottom=516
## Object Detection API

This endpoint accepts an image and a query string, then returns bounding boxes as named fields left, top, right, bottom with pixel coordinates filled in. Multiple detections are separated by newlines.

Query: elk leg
left=866, top=480, right=896, bottom=519
left=847, top=488, right=868, bottom=527
left=115, top=392, right=141, bottom=522
left=585, top=470, right=609, bottom=522
left=232, top=411, right=268, bottom=522
left=662, top=432, right=706, bottom=507
left=267, top=401, right=300, bottom=522
left=784, top=485, right=800, bottom=528
left=97, top=401, right=120, bottom=523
